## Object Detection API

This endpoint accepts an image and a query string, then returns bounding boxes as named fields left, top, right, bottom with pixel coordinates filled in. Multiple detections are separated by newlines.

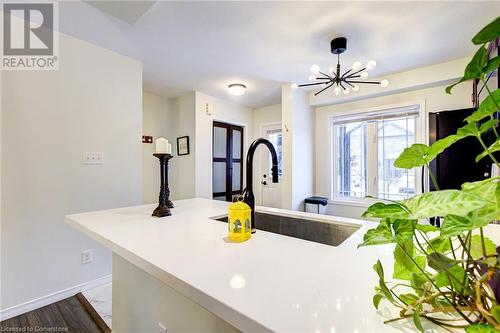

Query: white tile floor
left=83, top=283, right=112, bottom=328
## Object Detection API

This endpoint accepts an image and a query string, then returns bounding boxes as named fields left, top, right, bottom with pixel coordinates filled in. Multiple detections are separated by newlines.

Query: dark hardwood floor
left=1, top=293, right=111, bottom=333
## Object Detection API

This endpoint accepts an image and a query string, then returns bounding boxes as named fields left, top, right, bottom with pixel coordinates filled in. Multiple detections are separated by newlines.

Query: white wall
left=282, top=86, right=314, bottom=211
left=315, top=82, right=473, bottom=219
left=1, top=33, right=142, bottom=310
left=252, top=104, right=282, bottom=205
left=169, top=92, right=196, bottom=200
left=194, top=92, right=253, bottom=199
left=143, top=92, right=173, bottom=204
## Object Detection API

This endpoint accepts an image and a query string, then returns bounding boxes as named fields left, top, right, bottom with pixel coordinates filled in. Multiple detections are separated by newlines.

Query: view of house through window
left=266, top=128, right=283, bottom=176
left=333, top=105, right=419, bottom=201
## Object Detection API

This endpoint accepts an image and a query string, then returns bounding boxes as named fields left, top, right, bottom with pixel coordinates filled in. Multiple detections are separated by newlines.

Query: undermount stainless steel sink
left=212, top=212, right=360, bottom=247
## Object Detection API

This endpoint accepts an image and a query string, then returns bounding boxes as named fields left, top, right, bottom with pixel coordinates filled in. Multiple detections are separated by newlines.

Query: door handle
left=261, top=181, right=267, bottom=185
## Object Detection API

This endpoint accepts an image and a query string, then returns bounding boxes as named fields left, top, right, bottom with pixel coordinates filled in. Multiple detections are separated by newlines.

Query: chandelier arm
left=346, top=80, right=381, bottom=84
left=298, top=81, right=333, bottom=87
left=345, top=67, right=367, bottom=79
left=339, top=81, right=347, bottom=90
left=314, top=82, right=335, bottom=96
left=315, top=77, right=331, bottom=80
left=344, top=81, right=355, bottom=88
left=319, top=71, right=335, bottom=80
left=346, top=75, right=361, bottom=79
left=341, top=69, right=352, bottom=79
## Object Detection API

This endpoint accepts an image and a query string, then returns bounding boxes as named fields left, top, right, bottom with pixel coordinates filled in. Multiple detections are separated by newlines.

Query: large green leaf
left=484, top=55, right=500, bottom=74
left=466, top=89, right=500, bottom=123
left=392, top=219, right=415, bottom=243
left=358, top=219, right=393, bottom=248
left=476, top=139, right=500, bottom=162
left=472, top=16, right=500, bottom=44
left=362, top=202, right=409, bottom=219
left=399, top=293, right=419, bottom=306
left=415, top=223, right=439, bottom=233
left=394, top=136, right=462, bottom=169
left=403, top=190, right=486, bottom=219
left=470, top=235, right=497, bottom=264
left=479, top=118, right=499, bottom=133
left=374, top=259, right=385, bottom=280
left=440, top=215, right=474, bottom=238
left=394, top=252, right=425, bottom=281
left=411, top=272, right=428, bottom=296
left=463, top=178, right=500, bottom=226
left=491, top=305, right=500, bottom=323
left=413, top=309, right=424, bottom=333
left=373, top=292, right=384, bottom=309
left=373, top=260, right=396, bottom=304
left=435, top=265, right=467, bottom=293
left=427, top=252, right=458, bottom=272
left=465, top=324, right=499, bottom=333
left=428, top=253, right=467, bottom=293
left=446, top=46, right=489, bottom=94
left=394, top=144, right=429, bottom=169
left=427, top=135, right=462, bottom=159
left=427, top=236, right=452, bottom=254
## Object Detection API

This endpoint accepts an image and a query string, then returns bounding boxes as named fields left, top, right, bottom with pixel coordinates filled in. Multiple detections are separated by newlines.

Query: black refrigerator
left=428, top=108, right=497, bottom=191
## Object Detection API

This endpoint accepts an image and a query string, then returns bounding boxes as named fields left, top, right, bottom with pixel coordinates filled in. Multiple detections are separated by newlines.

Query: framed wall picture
left=177, top=136, right=190, bottom=156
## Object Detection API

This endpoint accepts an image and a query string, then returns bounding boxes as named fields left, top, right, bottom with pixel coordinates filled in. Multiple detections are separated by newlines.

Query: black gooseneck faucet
left=244, top=138, right=279, bottom=233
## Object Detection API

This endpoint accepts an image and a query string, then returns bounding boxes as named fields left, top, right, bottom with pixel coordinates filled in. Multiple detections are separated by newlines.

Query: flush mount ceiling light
left=228, top=83, right=246, bottom=96
left=294, top=37, right=389, bottom=96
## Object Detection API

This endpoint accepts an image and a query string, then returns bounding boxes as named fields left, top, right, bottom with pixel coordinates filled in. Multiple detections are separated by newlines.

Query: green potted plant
left=359, top=17, right=500, bottom=332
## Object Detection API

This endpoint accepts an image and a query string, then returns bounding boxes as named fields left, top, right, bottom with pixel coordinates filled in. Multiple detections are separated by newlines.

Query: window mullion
left=367, top=122, right=378, bottom=197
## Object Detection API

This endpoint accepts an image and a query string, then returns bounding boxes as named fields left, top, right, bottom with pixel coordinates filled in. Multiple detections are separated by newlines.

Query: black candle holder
left=152, top=153, right=174, bottom=217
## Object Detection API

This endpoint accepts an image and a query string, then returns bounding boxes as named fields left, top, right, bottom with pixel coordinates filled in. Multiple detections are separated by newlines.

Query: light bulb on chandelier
left=310, top=64, right=320, bottom=74
left=366, top=60, right=377, bottom=70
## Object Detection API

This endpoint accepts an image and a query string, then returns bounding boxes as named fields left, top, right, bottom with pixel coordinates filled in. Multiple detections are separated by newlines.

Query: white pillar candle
left=166, top=143, right=172, bottom=155
left=155, top=137, right=169, bottom=153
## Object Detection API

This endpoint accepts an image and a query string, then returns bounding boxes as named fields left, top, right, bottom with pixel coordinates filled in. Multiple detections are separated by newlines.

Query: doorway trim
left=258, top=121, right=282, bottom=206
left=212, top=121, right=244, bottom=201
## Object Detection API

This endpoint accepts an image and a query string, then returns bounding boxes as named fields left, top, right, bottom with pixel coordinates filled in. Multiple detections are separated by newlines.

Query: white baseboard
left=0, top=274, right=112, bottom=321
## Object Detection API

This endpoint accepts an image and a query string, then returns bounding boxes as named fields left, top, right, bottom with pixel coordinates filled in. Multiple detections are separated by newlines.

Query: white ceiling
left=58, top=1, right=499, bottom=108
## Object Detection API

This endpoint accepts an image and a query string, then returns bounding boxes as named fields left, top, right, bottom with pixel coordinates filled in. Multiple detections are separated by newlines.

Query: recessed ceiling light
left=228, top=83, right=246, bottom=96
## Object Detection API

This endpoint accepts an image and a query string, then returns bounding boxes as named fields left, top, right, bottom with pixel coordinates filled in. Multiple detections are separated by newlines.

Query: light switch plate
left=81, top=249, right=93, bottom=264
left=83, top=152, right=104, bottom=164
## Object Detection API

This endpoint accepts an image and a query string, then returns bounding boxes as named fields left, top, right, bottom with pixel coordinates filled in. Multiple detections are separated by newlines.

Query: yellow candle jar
left=228, top=199, right=251, bottom=242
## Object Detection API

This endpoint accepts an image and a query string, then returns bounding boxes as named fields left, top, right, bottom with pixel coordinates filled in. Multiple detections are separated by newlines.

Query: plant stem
left=480, top=227, right=487, bottom=258
left=482, top=79, right=500, bottom=138
left=425, top=162, right=440, bottom=191
left=477, top=135, right=500, bottom=167
left=396, top=242, right=473, bottom=324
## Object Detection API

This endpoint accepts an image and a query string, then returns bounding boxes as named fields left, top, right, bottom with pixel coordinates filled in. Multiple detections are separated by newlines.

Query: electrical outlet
left=81, top=249, right=93, bottom=264
left=158, top=322, right=167, bottom=333
left=83, top=152, right=104, bottom=164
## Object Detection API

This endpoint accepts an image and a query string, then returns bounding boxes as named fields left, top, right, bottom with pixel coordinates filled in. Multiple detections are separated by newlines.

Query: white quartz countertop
left=65, top=198, right=426, bottom=333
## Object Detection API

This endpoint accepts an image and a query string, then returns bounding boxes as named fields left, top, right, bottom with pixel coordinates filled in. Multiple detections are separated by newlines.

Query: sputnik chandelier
left=294, top=37, right=389, bottom=96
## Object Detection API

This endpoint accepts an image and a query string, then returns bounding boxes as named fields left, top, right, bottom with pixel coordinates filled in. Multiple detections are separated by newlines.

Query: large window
left=333, top=105, right=420, bottom=202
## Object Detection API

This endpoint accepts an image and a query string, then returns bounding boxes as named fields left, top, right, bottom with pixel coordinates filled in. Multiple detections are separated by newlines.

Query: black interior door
left=212, top=121, right=244, bottom=202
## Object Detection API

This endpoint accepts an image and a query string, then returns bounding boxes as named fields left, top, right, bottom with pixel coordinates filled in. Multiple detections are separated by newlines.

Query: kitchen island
left=66, top=198, right=420, bottom=333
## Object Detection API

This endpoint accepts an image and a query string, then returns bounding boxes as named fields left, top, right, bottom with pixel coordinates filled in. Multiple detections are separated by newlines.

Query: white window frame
left=329, top=101, right=427, bottom=207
